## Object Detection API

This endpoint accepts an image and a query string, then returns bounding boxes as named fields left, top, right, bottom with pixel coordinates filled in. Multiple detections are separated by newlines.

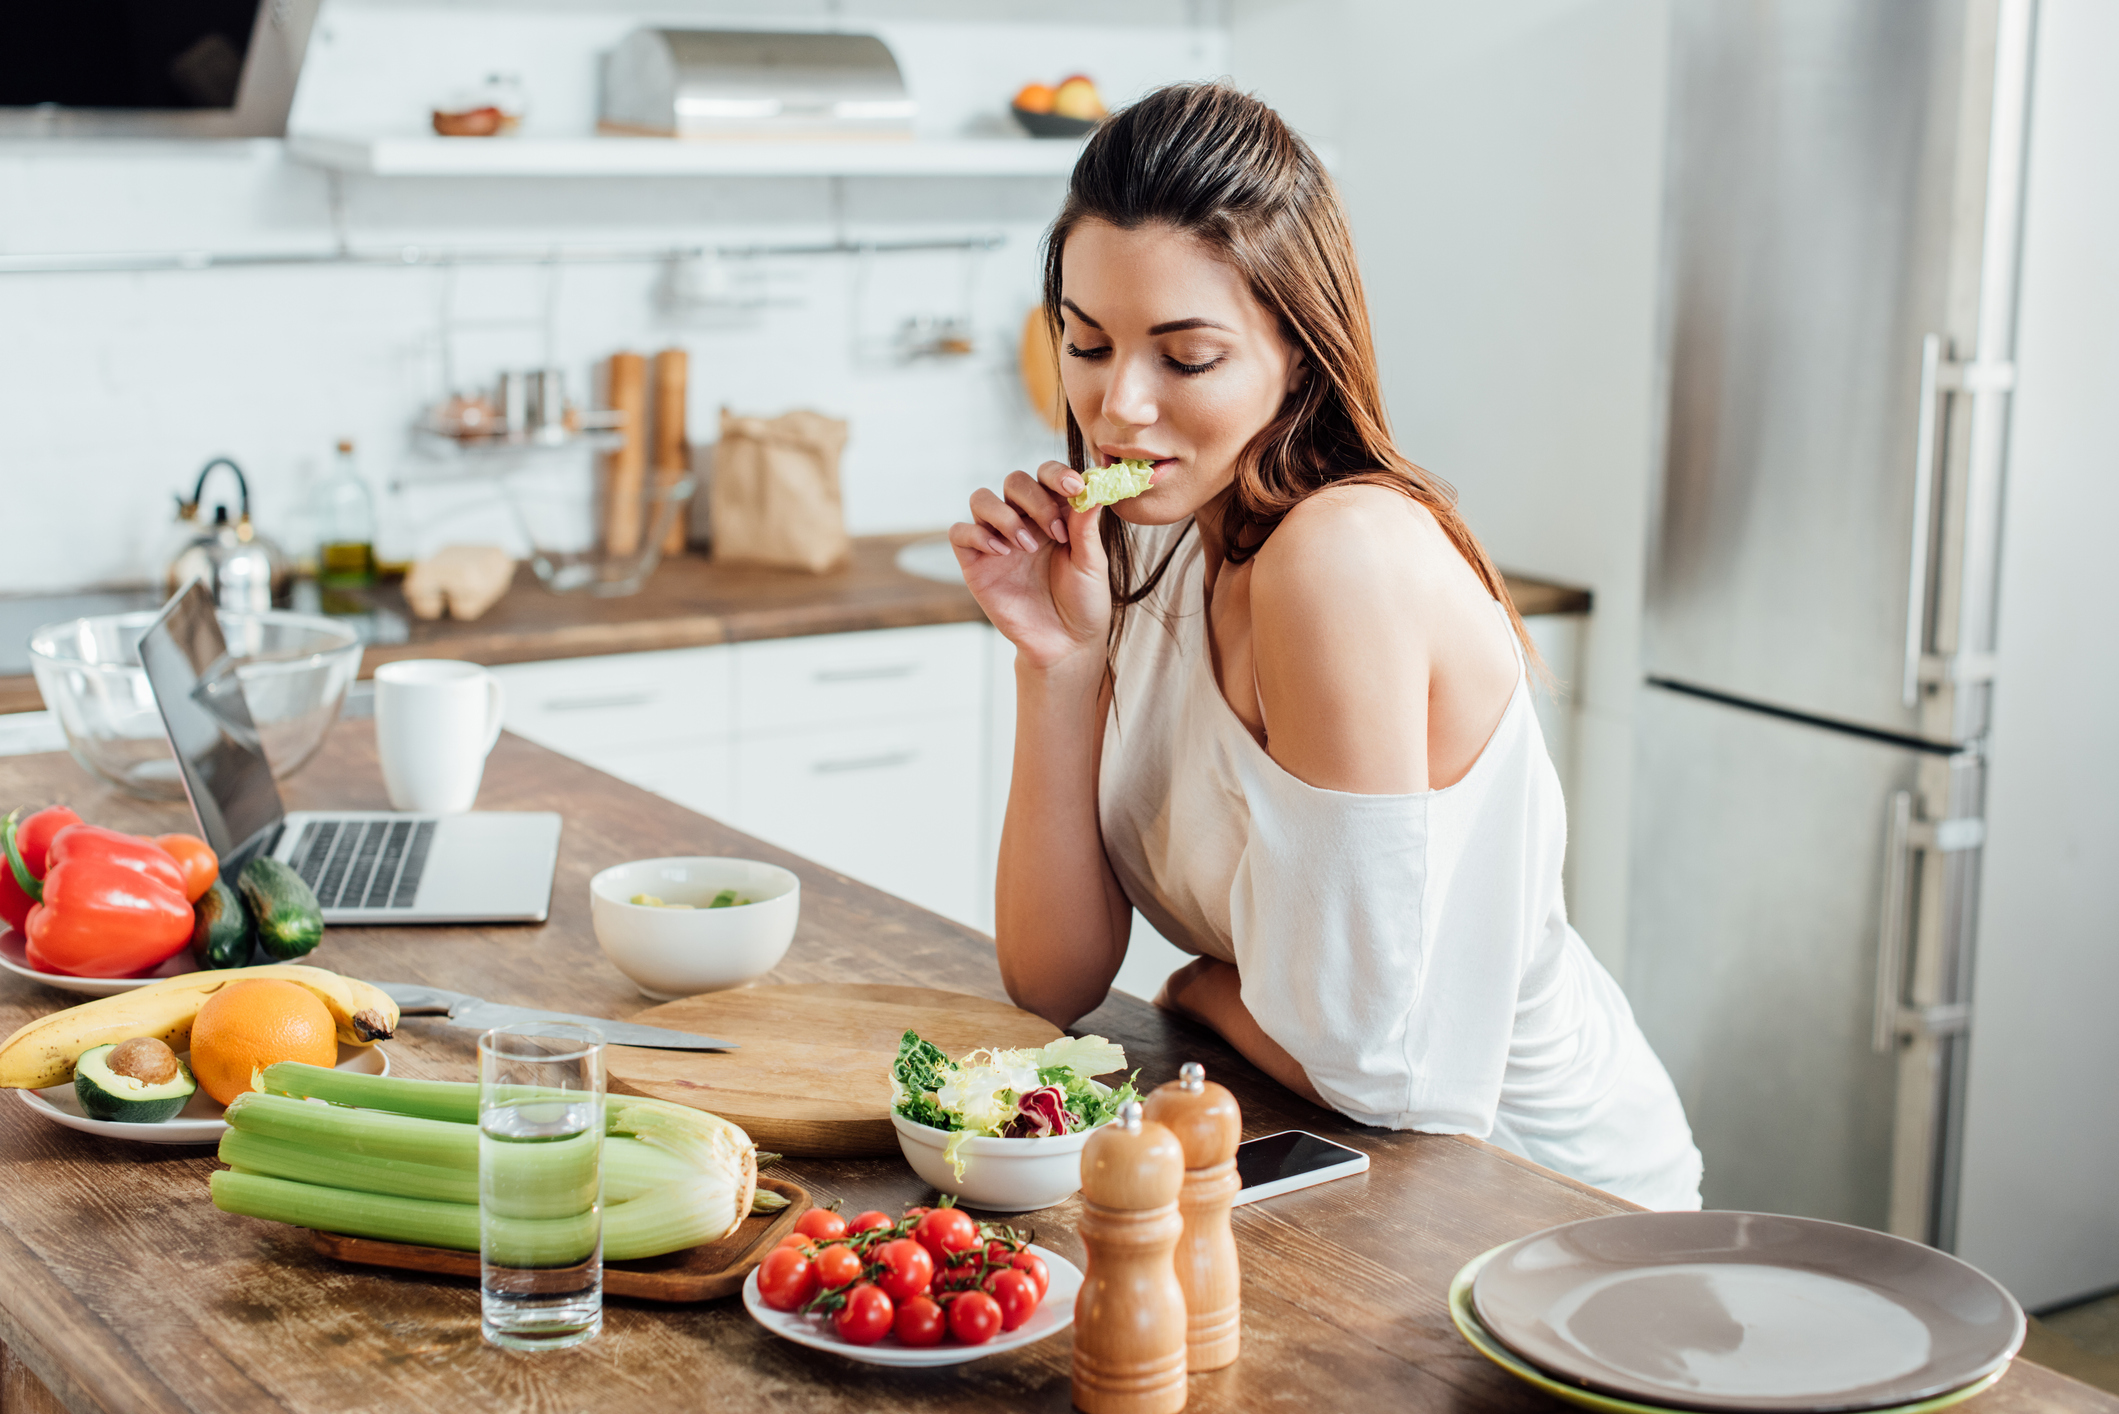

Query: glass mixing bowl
left=28, top=609, right=361, bottom=800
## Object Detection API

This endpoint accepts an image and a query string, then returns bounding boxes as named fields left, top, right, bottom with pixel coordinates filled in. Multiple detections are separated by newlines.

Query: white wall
left=1954, top=0, right=2119, bottom=1311
left=0, top=1, right=1225, bottom=593
left=1231, top=0, right=1671, bottom=969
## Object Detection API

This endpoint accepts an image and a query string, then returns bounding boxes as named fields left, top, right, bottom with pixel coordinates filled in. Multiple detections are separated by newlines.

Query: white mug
left=374, top=660, right=506, bottom=814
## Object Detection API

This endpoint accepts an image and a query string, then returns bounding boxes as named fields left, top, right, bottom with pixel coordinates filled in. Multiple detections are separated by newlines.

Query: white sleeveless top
left=1098, top=522, right=1703, bottom=1210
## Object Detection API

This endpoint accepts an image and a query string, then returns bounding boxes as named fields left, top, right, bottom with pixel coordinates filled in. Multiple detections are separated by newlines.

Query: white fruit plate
left=742, top=1243, right=1082, bottom=1367
left=16, top=1042, right=388, bottom=1145
left=0, top=927, right=196, bottom=997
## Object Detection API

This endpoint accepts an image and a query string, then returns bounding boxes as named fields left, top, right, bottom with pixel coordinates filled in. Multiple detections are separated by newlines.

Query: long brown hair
left=1041, top=82, right=1534, bottom=661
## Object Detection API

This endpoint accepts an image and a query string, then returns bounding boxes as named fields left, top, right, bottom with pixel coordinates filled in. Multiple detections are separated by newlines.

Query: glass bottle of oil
left=315, top=438, right=378, bottom=612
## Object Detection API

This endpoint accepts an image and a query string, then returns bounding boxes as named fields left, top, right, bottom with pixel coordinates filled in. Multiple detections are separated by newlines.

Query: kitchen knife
left=377, top=983, right=739, bottom=1051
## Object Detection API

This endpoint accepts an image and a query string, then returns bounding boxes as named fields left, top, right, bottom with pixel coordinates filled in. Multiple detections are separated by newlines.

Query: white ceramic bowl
left=891, top=1112, right=1105, bottom=1213
left=588, top=857, right=800, bottom=1001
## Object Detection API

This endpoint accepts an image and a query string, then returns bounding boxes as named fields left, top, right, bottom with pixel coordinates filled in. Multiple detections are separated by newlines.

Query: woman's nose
left=1101, top=352, right=1159, bottom=430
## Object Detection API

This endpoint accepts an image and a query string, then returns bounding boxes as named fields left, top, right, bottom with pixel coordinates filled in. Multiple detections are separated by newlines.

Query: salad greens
left=891, top=1029, right=1139, bottom=1176
left=1069, top=458, right=1156, bottom=512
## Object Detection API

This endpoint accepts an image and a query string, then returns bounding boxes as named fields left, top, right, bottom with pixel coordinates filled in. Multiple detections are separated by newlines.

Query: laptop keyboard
left=289, top=819, right=436, bottom=910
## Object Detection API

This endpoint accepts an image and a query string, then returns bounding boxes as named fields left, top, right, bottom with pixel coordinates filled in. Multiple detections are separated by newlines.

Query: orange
left=190, top=979, right=337, bottom=1106
left=1013, top=82, right=1056, bottom=114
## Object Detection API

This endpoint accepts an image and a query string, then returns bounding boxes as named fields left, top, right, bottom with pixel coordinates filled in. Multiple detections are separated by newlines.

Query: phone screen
left=1235, top=1130, right=1364, bottom=1192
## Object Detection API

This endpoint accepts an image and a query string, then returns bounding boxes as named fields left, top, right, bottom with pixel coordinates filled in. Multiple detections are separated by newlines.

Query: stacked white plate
left=1451, top=1212, right=2026, bottom=1414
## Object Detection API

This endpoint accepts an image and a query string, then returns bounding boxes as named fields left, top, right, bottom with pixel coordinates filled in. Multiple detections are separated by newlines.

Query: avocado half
left=74, top=1043, right=197, bottom=1124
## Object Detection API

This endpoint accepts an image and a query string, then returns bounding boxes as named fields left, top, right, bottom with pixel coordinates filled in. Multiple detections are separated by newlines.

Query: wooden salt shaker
left=1073, top=1100, right=1188, bottom=1414
left=1143, top=1062, right=1242, bottom=1371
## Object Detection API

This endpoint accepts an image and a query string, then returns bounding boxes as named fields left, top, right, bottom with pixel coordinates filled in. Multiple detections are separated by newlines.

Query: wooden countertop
left=0, top=732, right=2100, bottom=1414
left=0, top=535, right=1589, bottom=715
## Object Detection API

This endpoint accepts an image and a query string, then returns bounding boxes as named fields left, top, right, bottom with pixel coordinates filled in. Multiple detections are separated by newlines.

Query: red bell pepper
left=0, top=805, right=81, bottom=934
left=3, top=811, right=194, bottom=978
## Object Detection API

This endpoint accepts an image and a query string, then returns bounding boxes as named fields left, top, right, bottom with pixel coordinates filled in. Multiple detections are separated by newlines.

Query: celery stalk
left=212, top=1170, right=479, bottom=1250
left=225, top=1091, right=478, bottom=1168
left=218, top=1129, right=477, bottom=1205
left=262, top=1063, right=479, bottom=1122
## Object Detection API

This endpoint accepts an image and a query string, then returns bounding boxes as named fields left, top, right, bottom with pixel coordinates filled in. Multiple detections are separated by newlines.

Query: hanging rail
left=0, top=233, right=1007, bottom=277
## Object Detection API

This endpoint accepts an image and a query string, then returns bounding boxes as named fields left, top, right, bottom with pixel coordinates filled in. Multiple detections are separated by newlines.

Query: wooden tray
left=603, top=983, right=1062, bottom=1157
left=310, top=1174, right=810, bottom=1304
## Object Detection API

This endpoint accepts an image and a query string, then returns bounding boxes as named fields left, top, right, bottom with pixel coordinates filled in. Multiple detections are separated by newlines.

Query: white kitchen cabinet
left=731, top=713, right=982, bottom=926
left=492, top=645, right=733, bottom=757
left=731, top=623, right=985, bottom=736
left=593, top=738, right=735, bottom=822
left=487, top=625, right=993, bottom=931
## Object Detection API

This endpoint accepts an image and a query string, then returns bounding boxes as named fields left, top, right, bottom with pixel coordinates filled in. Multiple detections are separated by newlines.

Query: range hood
left=601, top=30, right=915, bottom=141
left=0, top=0, right=319, bottom=139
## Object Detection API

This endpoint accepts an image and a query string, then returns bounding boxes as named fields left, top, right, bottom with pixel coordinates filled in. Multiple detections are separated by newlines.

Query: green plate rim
left=1448, top=1245, right=2008, bottom=1414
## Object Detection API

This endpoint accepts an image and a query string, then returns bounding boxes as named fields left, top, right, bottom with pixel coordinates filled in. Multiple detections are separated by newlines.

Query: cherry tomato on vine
left=846, top=1210, right=894, bottom=1237
left=872, top=1238, right=934, bottom=1302
left=984, top=1269, right=1040, bottom=1331
left=774, top=1233, right=814, bottom=1254
left=902, top=1205, right=932, bottom=1222
left=813, top=1242, right=863, bottom=1290
left=892, top=1293, right=947, bottom=1347
left=947, top=1289, right=1003, bottom=1345
left=757, top=1246, right=819, bottom=1312
left=796, top=1208, right=848, bottom=1243
left=832, top=1283, right=895, bottom=1346
left=1008, top=1249, right=1050, bottom=1302
left=915, top=1206, right=980, bottom=1265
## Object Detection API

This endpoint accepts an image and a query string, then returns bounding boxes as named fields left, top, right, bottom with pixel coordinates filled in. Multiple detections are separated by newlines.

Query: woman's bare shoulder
left=1252, top=481, right=1454, bottom=617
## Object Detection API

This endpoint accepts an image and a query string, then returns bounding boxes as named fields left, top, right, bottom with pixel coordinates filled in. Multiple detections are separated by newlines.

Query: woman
left=951, top=83, right=1702, bottom=1210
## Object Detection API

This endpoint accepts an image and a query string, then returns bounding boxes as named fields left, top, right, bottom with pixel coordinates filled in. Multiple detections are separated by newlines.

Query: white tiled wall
left=0, top=1, right=1227, bottom=593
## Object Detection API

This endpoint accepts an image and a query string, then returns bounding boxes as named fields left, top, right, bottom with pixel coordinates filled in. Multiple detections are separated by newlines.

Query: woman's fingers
left=947, top=519, right=1013, bottom=560
left=1034, top=461, right=1087, bottom=543
left=1001, top=469, right=1070, bottom=548
left=968, top=486, right=1047, bottom=554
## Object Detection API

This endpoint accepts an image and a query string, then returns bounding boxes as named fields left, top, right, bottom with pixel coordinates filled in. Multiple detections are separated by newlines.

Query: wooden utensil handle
left=603, top=351, right=648, bottom=557
left=651, top=348, right=690, bottom=555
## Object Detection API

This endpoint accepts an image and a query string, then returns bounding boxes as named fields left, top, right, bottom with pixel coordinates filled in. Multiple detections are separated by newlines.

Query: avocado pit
left=107, top=1037, right=179, bottom=1085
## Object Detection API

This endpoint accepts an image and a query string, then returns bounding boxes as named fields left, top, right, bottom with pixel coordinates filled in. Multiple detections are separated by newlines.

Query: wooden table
left=0, top=730, right=2098, bottom=1414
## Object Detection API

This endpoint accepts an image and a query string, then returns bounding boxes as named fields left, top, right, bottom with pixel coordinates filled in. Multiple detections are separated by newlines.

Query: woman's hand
left=948, top=461, right=1110, bottom=673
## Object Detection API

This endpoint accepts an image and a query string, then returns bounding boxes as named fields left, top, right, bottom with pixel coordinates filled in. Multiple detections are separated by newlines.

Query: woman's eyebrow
left=1147, top=317, right=1234, bottom=335
left=1060, top=298, right=1103, bottom=330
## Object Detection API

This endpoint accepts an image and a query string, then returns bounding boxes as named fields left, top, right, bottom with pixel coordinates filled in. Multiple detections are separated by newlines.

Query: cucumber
left=238, top=856, right=324, bottom=961
left=191, top=878, right=255, bottom=969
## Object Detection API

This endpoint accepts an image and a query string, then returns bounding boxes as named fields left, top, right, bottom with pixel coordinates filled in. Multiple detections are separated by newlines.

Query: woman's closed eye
left=1164, top=353, right=1223, bottom=376
left=1064, top=341, right=1111, bottom=361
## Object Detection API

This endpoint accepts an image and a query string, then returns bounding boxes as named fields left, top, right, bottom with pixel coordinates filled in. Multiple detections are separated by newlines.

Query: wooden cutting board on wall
left=603, top=983, right=1062, bottom=1157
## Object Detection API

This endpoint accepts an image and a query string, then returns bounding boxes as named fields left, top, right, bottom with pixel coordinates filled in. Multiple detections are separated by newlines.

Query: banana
left=0, top=964, right=399, bottom=1091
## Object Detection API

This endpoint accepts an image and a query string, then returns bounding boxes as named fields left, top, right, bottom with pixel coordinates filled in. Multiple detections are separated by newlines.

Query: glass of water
left=478, top=1023, right=606, bottom=1351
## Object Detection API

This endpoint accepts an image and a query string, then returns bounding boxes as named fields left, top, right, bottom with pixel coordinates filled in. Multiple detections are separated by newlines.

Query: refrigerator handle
left=1872, top=790, right=1915, bottom=1053
left=1901, top=336, right=1944, bottom=708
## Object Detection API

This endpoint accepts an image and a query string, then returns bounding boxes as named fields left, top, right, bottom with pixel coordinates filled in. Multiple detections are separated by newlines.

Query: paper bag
left=709, top=408, right=851, bottom=574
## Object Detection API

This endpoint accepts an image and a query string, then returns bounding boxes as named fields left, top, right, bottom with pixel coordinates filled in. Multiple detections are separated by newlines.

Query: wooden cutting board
left=604, top=983, right=1062, bottom=1157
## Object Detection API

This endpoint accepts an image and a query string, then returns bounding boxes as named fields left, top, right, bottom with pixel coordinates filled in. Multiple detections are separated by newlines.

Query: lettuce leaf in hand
left=1069, top=458, right=1155, bottom=512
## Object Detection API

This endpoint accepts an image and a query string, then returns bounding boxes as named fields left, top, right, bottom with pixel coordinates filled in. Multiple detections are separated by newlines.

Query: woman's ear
left=1285, top=356, right=1311, bottom=399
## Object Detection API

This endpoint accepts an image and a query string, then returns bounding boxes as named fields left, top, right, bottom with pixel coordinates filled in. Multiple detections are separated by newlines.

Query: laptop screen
left=139, top=583, right=286, bottom=870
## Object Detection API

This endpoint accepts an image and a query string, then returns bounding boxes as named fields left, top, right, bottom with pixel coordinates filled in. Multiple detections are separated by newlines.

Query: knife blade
left=376, top=983, right=739, bottom=1051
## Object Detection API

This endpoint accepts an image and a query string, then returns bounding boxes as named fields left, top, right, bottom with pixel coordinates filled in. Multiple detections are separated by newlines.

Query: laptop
left=140, top=583, right=562, bottom=924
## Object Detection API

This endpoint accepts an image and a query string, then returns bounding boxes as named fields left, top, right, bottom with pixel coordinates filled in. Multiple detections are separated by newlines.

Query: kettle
left=166, top=458, right=293, bottom=611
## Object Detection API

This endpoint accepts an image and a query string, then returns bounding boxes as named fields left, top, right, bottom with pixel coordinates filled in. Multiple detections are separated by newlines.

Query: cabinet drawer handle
left=813, top=664, right=919, bottom=684
left=541, top=692, right=656, bottom=712
left=811, top=749, right=917, bottom=775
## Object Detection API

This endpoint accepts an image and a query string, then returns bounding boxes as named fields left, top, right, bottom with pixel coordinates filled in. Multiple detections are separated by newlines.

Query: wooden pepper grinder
left=1073, top=1100, right=1188, bottom=1414
left=1144, top=1062, right=1242, bottom=1371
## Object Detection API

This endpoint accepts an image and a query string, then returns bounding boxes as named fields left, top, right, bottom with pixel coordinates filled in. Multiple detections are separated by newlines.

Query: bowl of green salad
left=589, top=857, right=800, bottom=999
left=889, top=1030, right=1139, bottom=1212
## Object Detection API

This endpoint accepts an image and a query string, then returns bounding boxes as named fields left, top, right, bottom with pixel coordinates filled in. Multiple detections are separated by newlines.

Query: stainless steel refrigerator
left=1630, top=0, right=2033, bottom=1247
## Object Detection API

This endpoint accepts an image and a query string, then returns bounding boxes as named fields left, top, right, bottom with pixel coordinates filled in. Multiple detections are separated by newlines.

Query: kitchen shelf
left=287, top=133, right=1086, bottom=179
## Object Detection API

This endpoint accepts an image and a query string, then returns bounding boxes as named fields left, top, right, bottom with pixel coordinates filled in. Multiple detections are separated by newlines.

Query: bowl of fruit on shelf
left=1011, top=75, right=1106, bottom=138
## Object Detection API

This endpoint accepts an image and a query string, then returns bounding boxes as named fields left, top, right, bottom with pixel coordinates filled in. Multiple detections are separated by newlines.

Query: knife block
left=1144, top=1063, right=1242, bottom=1371
left=1073, top=1101, right=1188, bottom=1414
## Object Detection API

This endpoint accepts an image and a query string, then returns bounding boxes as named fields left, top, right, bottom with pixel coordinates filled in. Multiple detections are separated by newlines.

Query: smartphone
left=1232, top=1130, right=1370, bottom=1206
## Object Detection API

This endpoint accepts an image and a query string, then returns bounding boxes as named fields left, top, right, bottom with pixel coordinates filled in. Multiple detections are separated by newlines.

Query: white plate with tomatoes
left=742, top=1203, right=1080, bottom=1368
